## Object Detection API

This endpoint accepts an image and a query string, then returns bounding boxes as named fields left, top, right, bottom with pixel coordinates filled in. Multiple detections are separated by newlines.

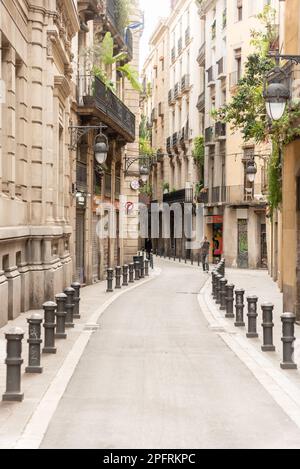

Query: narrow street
left=40, top=261, right=300, bottom=449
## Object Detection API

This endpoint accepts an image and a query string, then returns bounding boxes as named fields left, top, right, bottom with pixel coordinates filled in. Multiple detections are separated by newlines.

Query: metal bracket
left=69, top=125, right=107, bottom=151
left=124, top=155, right=152, bottom=175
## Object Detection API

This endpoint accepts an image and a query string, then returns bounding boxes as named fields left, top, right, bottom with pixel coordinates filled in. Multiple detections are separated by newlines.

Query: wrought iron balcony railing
left=217, top=57, right=226, bottom=77
left=203, top=185, right=267, bottom=205
left=197, top=91, right=205, bottom=111
left=168, top=89, right=175, bottom=106
left=181, top=74, right=190, bottom=93
left=215, top=121, right=226, bottom=138
left=205, top=126, right=215, bottom=144
left=163, top=188, right=193, bottom=204
left=197, top=43, right=205, bottom=65
left=166, top=137, right=172, bottom=154
left=207, top=65, right=215, bottom=84
left=178, top=37, right=183, bottom=55
left=77, top=75, right=135, bottom=142
left=185, top=26, right=191, bottom=46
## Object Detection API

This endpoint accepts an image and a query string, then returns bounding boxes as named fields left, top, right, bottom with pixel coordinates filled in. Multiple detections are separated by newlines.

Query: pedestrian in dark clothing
left=145, top=238, right=153, bottom=260
left=200, top=237, right=210, bottom=272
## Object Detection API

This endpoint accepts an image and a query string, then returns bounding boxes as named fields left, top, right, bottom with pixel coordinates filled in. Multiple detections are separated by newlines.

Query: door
left=92, top=214, right=100, bottom=282
left=238, top=219, right=248, bottom=269
left=76, top=209, right=85, bottom=283
left=260, top=223, right=268, bottom=269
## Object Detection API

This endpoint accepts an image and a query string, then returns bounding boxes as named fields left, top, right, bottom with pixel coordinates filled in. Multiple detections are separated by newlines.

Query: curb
left=198, top=276, right=300, bottom=432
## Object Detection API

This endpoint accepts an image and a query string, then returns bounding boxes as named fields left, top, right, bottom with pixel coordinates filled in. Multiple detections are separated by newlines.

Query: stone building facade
left=0, top=0, right=142, bottom=326
left=0, top=0, right=79, bottom=326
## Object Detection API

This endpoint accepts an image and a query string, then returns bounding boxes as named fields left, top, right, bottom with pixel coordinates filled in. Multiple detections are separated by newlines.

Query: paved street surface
left=41, top=260, right=300, bottom=449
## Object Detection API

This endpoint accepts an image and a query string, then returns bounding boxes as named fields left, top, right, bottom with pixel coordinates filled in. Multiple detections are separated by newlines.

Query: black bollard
left=219, top=278, right=228, bottom=311
left=191, top=253, right=194, bottom=265
left=246, top=296, right=259, bottom=338
left=140, top=261, right=145, bottom=279
left=129, top=263, right=135, bottom=283
left=42, top=301, right=57, bottom=354
left=107, top=268, right=114, bottom=292
left=55, top=293, right=68, bottom=339
left=134, top=261, right=140, bottom=281
left=198, top=253, right=200, bottom=267
left=145, top=259, right=149, bottom=277
left=225, top=284, right=235, bottom=319
left=26, top=313, right=43, bottom=374
left=64, top=287, right=75, bottom=328
left=71, top=282, right=81, bottom=319
left=212, top=271, right=217, bottom=298
left=123, top=265, right=129, bottom=286
left=185, top=252, right=187, bottom=264
left=115, top=266, right=122, bottom=289
left=2, top=327, right=24, bottom=402
left=235, top=289, right=245, bottom=326
left=150, top=253, right=154, bottom=269
left=281, top=313, right=297, bottom=370
left=215, top=274, right=223, bottom=305
left=261, top=303, right=276, bottom=352
left=174, top=249, right=176, bottom=262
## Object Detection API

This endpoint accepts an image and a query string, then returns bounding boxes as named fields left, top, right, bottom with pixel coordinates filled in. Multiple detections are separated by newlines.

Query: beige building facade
left=0, top=0, right=142, bottom=326
left=200, top=0, right=280, bottom=268
left=141, top=0, right=204, bottom=257
left=0, top=0, right=79, bottom=327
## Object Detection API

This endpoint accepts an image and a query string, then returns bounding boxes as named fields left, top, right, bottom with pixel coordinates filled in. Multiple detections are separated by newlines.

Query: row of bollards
left=2, top=282, right=82, bottom=402
left=106, top=253, right=154, bottom=294
left=211, top=263, right=297, bottom=370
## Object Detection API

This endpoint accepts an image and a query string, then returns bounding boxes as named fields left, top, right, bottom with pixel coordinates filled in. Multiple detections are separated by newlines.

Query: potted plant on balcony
left=81, top=31, right=142, bottom=102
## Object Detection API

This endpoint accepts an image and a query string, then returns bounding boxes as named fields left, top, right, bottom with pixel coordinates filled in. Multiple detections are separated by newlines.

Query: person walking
left=200, top=237, right=210, bottom=273
left=145, top=238, right=153, bottom=260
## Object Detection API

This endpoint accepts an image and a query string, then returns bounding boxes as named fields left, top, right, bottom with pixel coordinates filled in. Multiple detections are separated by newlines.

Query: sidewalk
left=199, top=267, right=300, bottom=431
left=0, top=268, right=159, bottom=449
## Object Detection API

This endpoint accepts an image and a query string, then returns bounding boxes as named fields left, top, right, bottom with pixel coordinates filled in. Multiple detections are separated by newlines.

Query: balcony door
left=237, top=219, right=248, bottom=269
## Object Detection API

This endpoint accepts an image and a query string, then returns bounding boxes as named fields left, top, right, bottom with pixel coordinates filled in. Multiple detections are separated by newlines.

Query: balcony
left=77, top=75, right=135, bottom=142
left=197, top=91, right=205, bottom=112
left=203, top=186, right=226, bottom=205
left=178, top=37, right=183, bottom=55
left=172, top=132, right=179, bottom=149
left=171, top=47, right=176, bottom=63
left=158, top=102, right=164, bottom=117
left=166, top=137, right=172, bottom=155
left=197, top=43, right=205, bottom=66
left=217, top=57, right=226, bottom=79
left=226, top=184, right=268, bottom=206
left=215, top=121, right=226, bottom=139
left=174, top=82, right=181, bottom=100
left=151, top=108, right=158, bottom=122
left=185, top=27, right=191, bottom=46
left=181, top=74, right=190, bottom=94
left=163, top=188, right=193, bottom=204
left=205, top=126, right=215, bottom=145
left=207, top=65, right=215, bottom=85
left=78, top=0, right=99, bottom=22
left=229, top=71, right=241, bottom=90
left=168, top=89, right=175, bottom=106
left=100, top=0, right=129, bottom=50
left=124, top=28, right=133, bottom=62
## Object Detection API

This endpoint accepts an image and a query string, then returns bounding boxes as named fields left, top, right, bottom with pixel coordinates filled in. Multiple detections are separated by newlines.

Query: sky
left=139, top=0, right=171, bottom=71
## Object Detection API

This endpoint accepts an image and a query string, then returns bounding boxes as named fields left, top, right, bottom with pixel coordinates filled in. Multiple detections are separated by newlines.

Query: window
left=234, top=48, right=242, bottom=81
left=237, top=0, right=243, bottom=21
